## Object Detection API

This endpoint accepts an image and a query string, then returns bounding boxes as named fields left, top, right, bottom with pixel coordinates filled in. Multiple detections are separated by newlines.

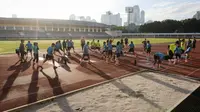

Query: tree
left=139, top=18, right=200, bottom=33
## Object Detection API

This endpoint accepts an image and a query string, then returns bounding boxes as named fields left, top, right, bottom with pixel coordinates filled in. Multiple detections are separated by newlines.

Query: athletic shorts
left=146, top=48, right=151, bottom=53
left=108, top=50, right=112, bottom=56
left=116, top=53, right=120, bottom=58
left=91, top=46, right=96, bottom=49
left=102, top=50, right=108, bottom=54
left=154, top=55, right=161, bottom=64
left=68, top=47, right=71, bottom=50
left=169, top=54, right=174, bottom=59
left=129, top=48, right=134, bottom=52
left=27, top=49, right=32, bottom=53
left=193, top=44, right=196, bottom=48
left=82, top=54, right=90, bottom=60
left=175, top=53, right=181, bottom=59
left=46, top=54, right=54, bottom=60
left=96, top=47, right=100, bottom=50
left=16, top=50, right=20, bottom=55
left=168, top=50, right=174, bottom=59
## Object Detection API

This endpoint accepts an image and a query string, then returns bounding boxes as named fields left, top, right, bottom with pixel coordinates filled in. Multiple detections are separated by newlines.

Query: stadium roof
left=0, top=17, right=108, bottom=27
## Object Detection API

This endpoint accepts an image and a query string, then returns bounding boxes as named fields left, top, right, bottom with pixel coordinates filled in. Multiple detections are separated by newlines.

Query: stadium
left=0, top=16, right=200, bottom=112
left=0, top=17, right=110, bottom=40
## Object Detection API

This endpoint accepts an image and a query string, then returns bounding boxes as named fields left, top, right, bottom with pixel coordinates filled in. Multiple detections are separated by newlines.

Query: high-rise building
left=86, top=16, right=91, bottom=21
left=101, top=11, right=122, bottom=26
left=193, top=11, right=200, bottom=20
left=69, top=14, right=76, bottom=20
left=125, top=5, right=145, bottom=25
left=91, top=19, right=96, bottom=22
left=12, top=14, right=17, bottom=18
left=79, top=16, right=85, bottom=21
left=140, top=10, right=145, bottom=25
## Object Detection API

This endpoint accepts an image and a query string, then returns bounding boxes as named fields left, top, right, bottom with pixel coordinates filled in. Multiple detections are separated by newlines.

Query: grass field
left=0, top=38, right=178, bottom=54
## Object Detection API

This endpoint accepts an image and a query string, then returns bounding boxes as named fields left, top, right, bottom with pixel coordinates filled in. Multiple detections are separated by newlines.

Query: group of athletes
left=153, top=37, right=197, bottom=69
left=15, top=36, right=197, bottom=69
left=16, top=39, right=75, bottom=68
left=80, top=37, right=137, bottom=66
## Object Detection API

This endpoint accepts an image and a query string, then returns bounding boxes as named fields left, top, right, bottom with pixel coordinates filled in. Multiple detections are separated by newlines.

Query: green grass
left=0, top=38, right=177, bottom=54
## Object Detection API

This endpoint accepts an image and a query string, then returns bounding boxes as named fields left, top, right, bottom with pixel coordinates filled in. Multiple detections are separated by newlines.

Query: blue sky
left=0, top=0, right=199, bottom=24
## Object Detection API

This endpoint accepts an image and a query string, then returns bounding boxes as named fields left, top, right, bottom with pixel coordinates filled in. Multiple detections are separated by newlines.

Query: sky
left=0, top=0, right=200, bottom=25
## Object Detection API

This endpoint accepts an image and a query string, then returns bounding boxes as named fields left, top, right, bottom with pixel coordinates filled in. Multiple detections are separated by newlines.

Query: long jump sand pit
left=21, top=71, right=200, bottom=112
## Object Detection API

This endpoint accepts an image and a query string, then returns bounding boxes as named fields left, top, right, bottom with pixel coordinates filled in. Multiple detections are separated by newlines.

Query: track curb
left=5, top=69, right=148, bottom=112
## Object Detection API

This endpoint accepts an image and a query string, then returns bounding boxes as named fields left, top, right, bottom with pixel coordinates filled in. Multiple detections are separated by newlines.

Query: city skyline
left=126, top=5, right=145, bottom=25
left=101, top=11, right=122, bottom=26
left=0, top=0, right=200, bottom=25
left=69, top=14, right=96, bottom=22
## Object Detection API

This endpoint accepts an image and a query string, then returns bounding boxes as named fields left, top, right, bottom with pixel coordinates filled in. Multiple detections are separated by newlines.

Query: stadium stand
left=0, top=17, right=110, bottom=39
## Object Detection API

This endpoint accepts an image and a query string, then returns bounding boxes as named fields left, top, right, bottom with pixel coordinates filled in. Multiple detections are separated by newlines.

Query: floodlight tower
left=125, top=7, right=133, bottom=26
left=125, top=7, right=133, bottom=32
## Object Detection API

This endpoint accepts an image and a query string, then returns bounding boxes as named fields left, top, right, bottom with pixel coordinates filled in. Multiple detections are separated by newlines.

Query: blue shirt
left=119, top=44, right=123, bottom=51
left=26, top=43, right=32, bottom=49
left=55, top=43, right=60, bottom=49
left=116, top=45, right=121, bottom=53
left=33, top=46, right=39, bottom=54
left=47, top=46, right=54, bottom=55
left=129, top=43, right=134, bottom=48
left=175, top=46, right=182, bottom=54
left=103, top=44, right=107, bottom=51
left=155, top=52, right=165, bottom=60
left=146, top=43, right=151, bottom=49
left=108, top=43, right=112, bottom=50
left=83, top=44, right=89, bottom=54
left=68, top=41, right=72, bottom=47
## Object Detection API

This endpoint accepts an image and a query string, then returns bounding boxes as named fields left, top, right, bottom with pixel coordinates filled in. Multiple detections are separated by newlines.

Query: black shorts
left=129, top=48, right=134, bottom=52
left=154, top=55, right=161, bottom=64
left=16, top=50, right=20, bottom=55
left=146, top=48, right=151, bottom=53
left=27, top=49, right=32, bottom=53
left=68, top=47, right=71, bottom=50
left=46, top=54, right=54, bottom=60
left=96, top=47, right=100, bottom=50
left=108, top=50, right=112, bottom=56
left=91, top=46, right=96, bottom=49
left=175, top=53, right=181, bottom=59
left=168, top=54, right=174, bottom=59
left=168, top=50, right=174, bottom=59
left=102, top=50, right=107, bottom=54
left=116, top=53, right=120, bottom=58
left=82, top=54, right=90, bottom=60
left=193, top=44, right=196, bottom=48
